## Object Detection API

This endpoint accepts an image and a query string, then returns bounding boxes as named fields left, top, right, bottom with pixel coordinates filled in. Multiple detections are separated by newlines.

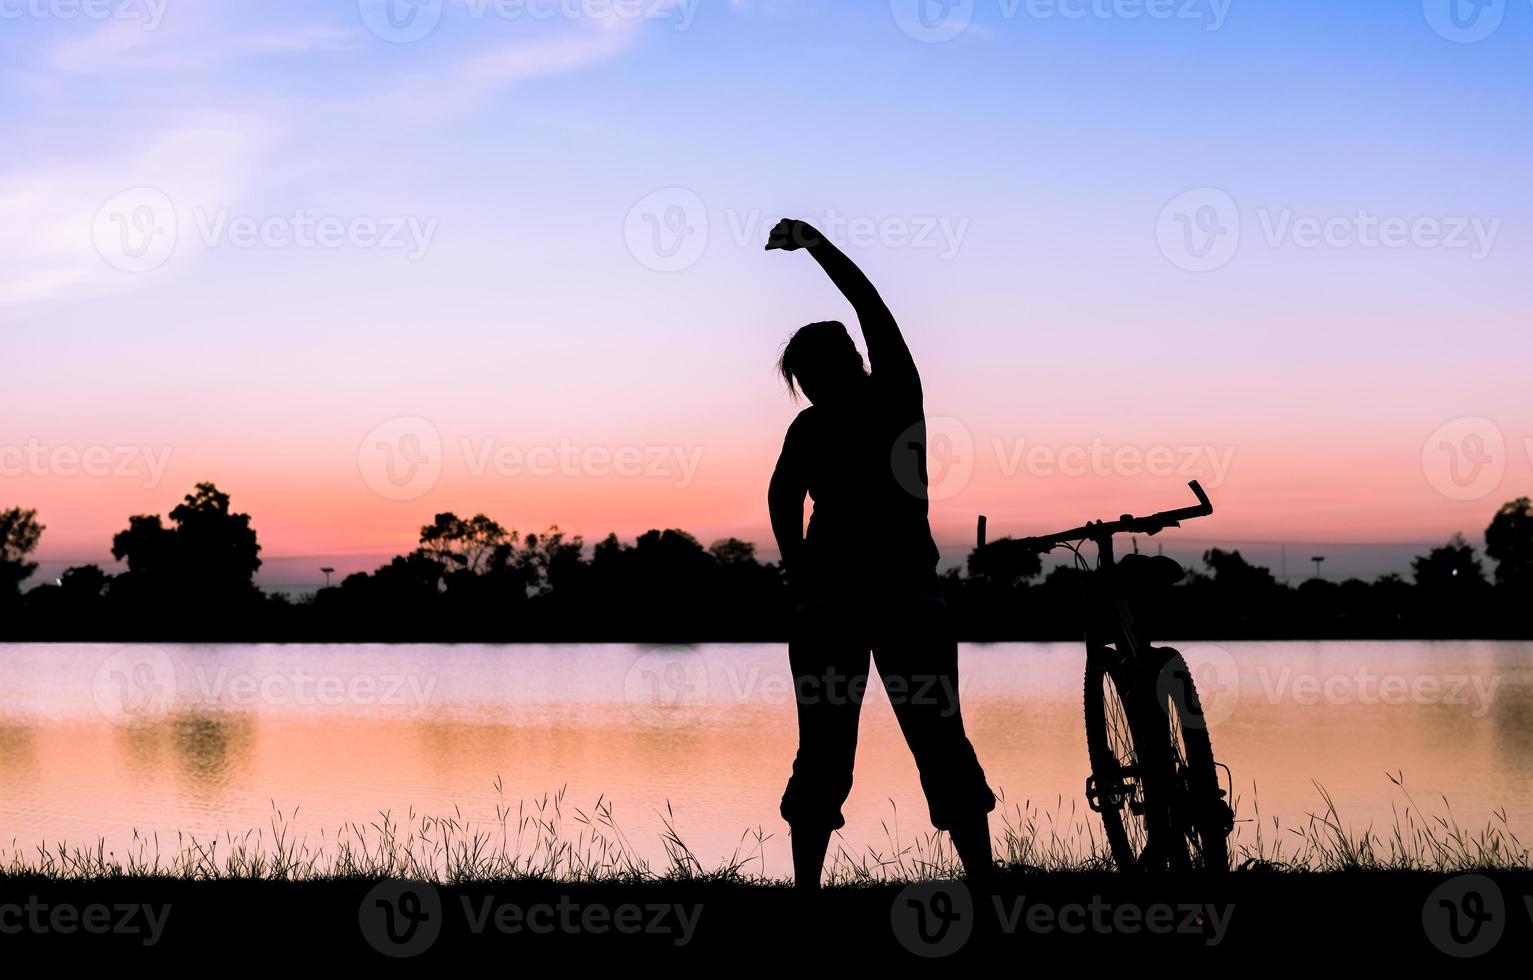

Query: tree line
left=2, top=482, right=1530, bottom=642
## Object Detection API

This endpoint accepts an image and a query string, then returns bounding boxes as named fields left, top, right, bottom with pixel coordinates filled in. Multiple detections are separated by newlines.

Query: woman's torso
left=791, top=376, right=940, bottom=598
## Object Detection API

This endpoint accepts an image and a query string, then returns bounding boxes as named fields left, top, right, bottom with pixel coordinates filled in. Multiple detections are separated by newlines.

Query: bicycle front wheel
left=1083, top=647, right=1157, bottom=870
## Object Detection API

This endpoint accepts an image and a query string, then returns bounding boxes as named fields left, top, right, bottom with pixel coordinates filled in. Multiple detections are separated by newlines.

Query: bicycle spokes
left=1096, top=670, right=1150, bottom=860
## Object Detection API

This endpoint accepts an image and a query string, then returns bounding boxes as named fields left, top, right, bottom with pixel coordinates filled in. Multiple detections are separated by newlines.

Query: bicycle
left=975, top=481, right=1235, bottom=872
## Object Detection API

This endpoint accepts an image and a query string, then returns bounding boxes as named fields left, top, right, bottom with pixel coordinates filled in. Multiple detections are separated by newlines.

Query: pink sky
left=3, top=1, right=1530, bottom=587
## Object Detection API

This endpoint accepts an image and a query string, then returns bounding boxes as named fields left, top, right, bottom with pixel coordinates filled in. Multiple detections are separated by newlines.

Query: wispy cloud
left=238, top=27, right=367, bottom=53
left=0, top=0, right=732, bottom=307
left=354, top=6, right=689, bottom=125
left=0, top=113, right=283, bottom=307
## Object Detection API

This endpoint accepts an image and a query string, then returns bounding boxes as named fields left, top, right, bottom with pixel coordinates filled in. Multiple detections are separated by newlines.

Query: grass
left=1233, top=772, right=1529, bottom=873
left=4, top=780, right=1528, bottom=964
left=3, top=773, right=1525, bottom=884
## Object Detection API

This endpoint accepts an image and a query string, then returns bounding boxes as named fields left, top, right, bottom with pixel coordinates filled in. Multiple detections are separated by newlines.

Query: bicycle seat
left=1118, top=553, right=1185, bottom=589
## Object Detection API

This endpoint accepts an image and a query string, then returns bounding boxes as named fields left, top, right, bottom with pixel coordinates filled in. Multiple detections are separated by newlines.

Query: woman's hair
left=777, top=321, right=867, bottom=399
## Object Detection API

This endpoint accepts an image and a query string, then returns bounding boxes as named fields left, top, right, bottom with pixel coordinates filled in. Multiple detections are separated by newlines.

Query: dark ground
left=4, top=869, right=1530, bottom=966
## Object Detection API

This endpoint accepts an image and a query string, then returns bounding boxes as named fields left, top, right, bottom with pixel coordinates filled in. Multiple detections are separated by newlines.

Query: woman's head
left=778, top=321, right=868, bottom=405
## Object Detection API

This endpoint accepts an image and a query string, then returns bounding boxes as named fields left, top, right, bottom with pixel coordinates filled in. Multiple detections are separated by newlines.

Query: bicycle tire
left=1084, top=648, right=1231, bottom=871
left=1153, top=647, right=1232, bottom=872
left=1083, top=648, right=1162, bottom=871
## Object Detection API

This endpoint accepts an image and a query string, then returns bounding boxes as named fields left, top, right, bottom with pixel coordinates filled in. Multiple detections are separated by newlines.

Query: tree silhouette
left=60, top=564, right=110, bottom=599
left=1411, top=533, right=1486, bottom=590
left=6, top=491, right=1533, bottom=642
left=351, top=551, right=446, bottom=602
left=1485, top=498, right=1533, bottom=588
left=1203, top=548, right=1278, bottom=590
left=0, top=507, right=44, bottom=601
left=965, top=538, right=1043, bottom=586
left=518, top=527, right=583, bottom=597
left=418, top=513, right=513, bottom=575
left=709, top=538, right=759, bottom=566
left=110, top=483, right=262, bottom=603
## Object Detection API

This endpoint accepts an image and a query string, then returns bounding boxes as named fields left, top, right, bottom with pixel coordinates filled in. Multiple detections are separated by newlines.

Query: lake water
left=1, top=641, right=1529, bottom=876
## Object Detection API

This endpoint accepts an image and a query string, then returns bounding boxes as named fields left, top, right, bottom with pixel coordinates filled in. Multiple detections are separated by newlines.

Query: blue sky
left=2, top=0, right=1531, bottom=587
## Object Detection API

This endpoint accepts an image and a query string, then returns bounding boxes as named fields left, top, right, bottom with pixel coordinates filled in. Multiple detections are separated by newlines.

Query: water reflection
left=0, top=723, right=37, bottom=776
left=0, top=640, right=1526, bottom=873
left=171, top=712, right=252, bottom=788
left=110, top=711, right=255, bottom=796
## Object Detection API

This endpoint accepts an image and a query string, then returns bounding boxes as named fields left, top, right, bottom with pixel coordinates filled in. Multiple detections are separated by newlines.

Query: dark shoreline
left=9, top=492, right=1530, bottom=647
left=4, top=869, right=1530, bottom=965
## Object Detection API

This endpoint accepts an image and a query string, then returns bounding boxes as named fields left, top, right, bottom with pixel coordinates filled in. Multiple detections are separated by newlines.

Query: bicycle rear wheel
left=1084, top=647, right=1231, bottom=871
left=1155, top=647, right=1233, bottom=871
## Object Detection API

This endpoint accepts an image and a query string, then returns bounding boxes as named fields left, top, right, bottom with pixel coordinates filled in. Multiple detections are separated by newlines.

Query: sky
left=2, top=0, right=1531, bottom=590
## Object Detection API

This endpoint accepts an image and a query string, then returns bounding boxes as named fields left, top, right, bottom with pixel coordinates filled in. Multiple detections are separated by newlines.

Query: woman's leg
left=790, top=825, right=836, bottom=893
left=873, top=597, right=997, bottom=880
left=779, top=604, right=869, bottom=890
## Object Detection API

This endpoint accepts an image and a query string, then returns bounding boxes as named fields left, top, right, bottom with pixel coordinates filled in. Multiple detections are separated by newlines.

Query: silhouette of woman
left=765, top=218, right=995, bottom=889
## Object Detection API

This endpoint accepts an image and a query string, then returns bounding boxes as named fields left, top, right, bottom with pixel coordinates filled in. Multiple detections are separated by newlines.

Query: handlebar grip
left=1189, top=480, right=1212, bottom=513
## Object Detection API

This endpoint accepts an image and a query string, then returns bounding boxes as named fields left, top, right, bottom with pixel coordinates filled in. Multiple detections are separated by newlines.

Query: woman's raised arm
left=766, top=218, right=918, bottom=390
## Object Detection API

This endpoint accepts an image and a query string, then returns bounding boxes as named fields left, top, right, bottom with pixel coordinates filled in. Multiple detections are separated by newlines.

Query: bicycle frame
left=977, top=482, right=1228, bottom=869
left=975, top=479, right=1213, bottom=666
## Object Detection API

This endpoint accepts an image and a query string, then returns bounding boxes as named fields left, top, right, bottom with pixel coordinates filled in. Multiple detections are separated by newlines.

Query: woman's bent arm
left=767, top=218, right=919, bottom=392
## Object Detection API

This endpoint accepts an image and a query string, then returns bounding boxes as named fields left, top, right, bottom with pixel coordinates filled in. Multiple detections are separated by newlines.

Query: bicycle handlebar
left=976, top=481, right=1213, bottom=553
